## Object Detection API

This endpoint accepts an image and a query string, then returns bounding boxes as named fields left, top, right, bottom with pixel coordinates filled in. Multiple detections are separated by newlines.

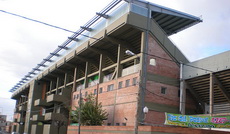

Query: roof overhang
left=9, top=0, right=201, bottom=94
left=183, top=51, right=230, bottom=109
left=126, top=0, right=202, bottom=35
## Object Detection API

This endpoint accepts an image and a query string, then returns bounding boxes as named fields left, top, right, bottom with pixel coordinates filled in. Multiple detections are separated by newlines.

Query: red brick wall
left=67, top=125, right=229, bottom=134
left=147, top=34, right=179, bottom=78
left=72, top=73, right=139, bottom=126
left=144, top=34, right=197, bottom=125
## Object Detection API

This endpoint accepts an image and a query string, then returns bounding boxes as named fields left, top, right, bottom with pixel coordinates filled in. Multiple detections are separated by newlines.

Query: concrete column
left=64, top=73, right=68, bottom=88
left=179, top=80, right=186, bottom=115
left=116, top=44, right=124, bottom=79
left=99, top=54, right=105, bottom=83
left=135, top=31, right=148, bottom=134
left=24, top=80, right=43, bottom=134
left=72, top=67, right=77, bottom=92
left=56, top=77, right=59, bottom=94
left=84, top=62, right=90, bottom=89
left=49, top=81, right=53, bottom=93
left=180, top=63, right=186, bottom=115
left=209, top=73, right=214, bottom=114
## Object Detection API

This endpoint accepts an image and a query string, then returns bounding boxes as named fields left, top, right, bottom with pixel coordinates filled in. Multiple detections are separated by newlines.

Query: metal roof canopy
left=183, top=51, right=230, bottom=113
left=125, top=0, right=202, bottom=35
left=9, top=0, right=202, bottom=93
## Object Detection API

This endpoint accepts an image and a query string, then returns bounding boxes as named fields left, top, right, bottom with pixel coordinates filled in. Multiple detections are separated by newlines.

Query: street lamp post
left=78, top=89, right=82, bottom=134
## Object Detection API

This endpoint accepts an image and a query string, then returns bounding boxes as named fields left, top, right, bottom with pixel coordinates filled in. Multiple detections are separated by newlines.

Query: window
left=94, top=89, right=97, bottom=95
left=132, top=77, right=137, bottom=86
left=161, top=87, right=167, bottom=94
left=118, top=81, right=123, bottom=89
left=85, top=92, right=88, bottom=97
left=73, top=95, right=76, bottom=100
left=107, top=84, right=114, bottom=91
left=107, top=123, right=111, bottom=126
left=42, top=108, right=46, bottom=116
left=74, top=94, right=79, bottom=100
left=99, top=88, right=103, bottom=93
left=116, top=123, right=120, bottom=126
left=125, top=79, right=130, bottom=87
left=178, top=89, right=180, bottom=97
left=150, top=58, right=156, bottom=66
left=122, top=123, right=126, bottom=126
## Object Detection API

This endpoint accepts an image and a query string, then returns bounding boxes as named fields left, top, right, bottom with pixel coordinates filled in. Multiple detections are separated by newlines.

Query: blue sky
left=0, top=0, right=230, bottom=121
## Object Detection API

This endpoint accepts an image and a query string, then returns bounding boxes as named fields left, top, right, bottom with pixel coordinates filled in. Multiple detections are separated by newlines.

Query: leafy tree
left=70, top=94, right=108, bottom=126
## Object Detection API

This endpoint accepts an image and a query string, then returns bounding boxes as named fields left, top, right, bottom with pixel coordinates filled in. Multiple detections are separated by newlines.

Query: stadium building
left=10, top=0, right=230, bottom=134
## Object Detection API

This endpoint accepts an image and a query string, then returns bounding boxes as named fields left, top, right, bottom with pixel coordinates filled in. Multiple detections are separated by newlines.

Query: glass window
left=99, top=87, right=103, bottom=93
left=132, top=77, right=137, bottom=86
left=116, top=123, right=120, bottom=126
left=94, top=89, right=97, bottom=95
left=125, top=79, right=130, bottom=87
left=107, top=84, right=114, bottom=91
left=161, top=87, right=167, bottom=94
left=118, top=81, right=123, bottom=89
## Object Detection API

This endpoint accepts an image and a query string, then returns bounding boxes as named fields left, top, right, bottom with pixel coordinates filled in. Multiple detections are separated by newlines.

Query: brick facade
left=72, top=73, right=139, bottom=126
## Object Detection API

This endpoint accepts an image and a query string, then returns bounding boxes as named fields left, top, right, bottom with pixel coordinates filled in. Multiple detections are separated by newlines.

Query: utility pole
left=0, top=107, right=3, bottom=115
left=78, top=89, right=82, bottom=134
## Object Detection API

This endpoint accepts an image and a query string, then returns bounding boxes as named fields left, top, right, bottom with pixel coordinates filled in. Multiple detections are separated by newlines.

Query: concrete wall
left=183, top=50, right=230, bottom=79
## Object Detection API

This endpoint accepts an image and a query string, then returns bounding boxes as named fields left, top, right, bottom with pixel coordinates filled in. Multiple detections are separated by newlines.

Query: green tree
left=70, top=94, right=108, bottom=126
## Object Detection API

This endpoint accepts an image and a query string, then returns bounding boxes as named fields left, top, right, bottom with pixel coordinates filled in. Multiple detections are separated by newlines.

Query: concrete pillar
left=56, top=77, right=60, bottom=94
left=134, top=31, right=148, bottom=134
left=209, top=73, right=214, bottom=114
left=116, top=44, right=124, bottom=79
left=180, top=63, right=186, bottom=115
left=64, top=73, right=68, bottom=88
left=99, top=54, right=105, bottom=83
left=49, top=81, right=53, bottom=92
left=179, top=80, right=186, bottom=115
left=72, top=67, right=77, bottom=92
left=84, top=62, right=90, bottom=89
left=24, top=80, right=44, bottom=134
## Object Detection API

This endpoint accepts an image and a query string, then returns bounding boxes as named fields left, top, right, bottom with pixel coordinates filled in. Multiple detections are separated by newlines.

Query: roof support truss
left=213, top=74, right=230, bottom=103
left=186, top=82, right=205, bottom=112
left=105, top=35, right=138, bottom=54
left=88, top=47, right=116, bottom=63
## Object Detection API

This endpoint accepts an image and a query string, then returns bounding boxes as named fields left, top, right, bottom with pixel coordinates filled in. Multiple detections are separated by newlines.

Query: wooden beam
left=213, top=74, right=230, bottom=103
